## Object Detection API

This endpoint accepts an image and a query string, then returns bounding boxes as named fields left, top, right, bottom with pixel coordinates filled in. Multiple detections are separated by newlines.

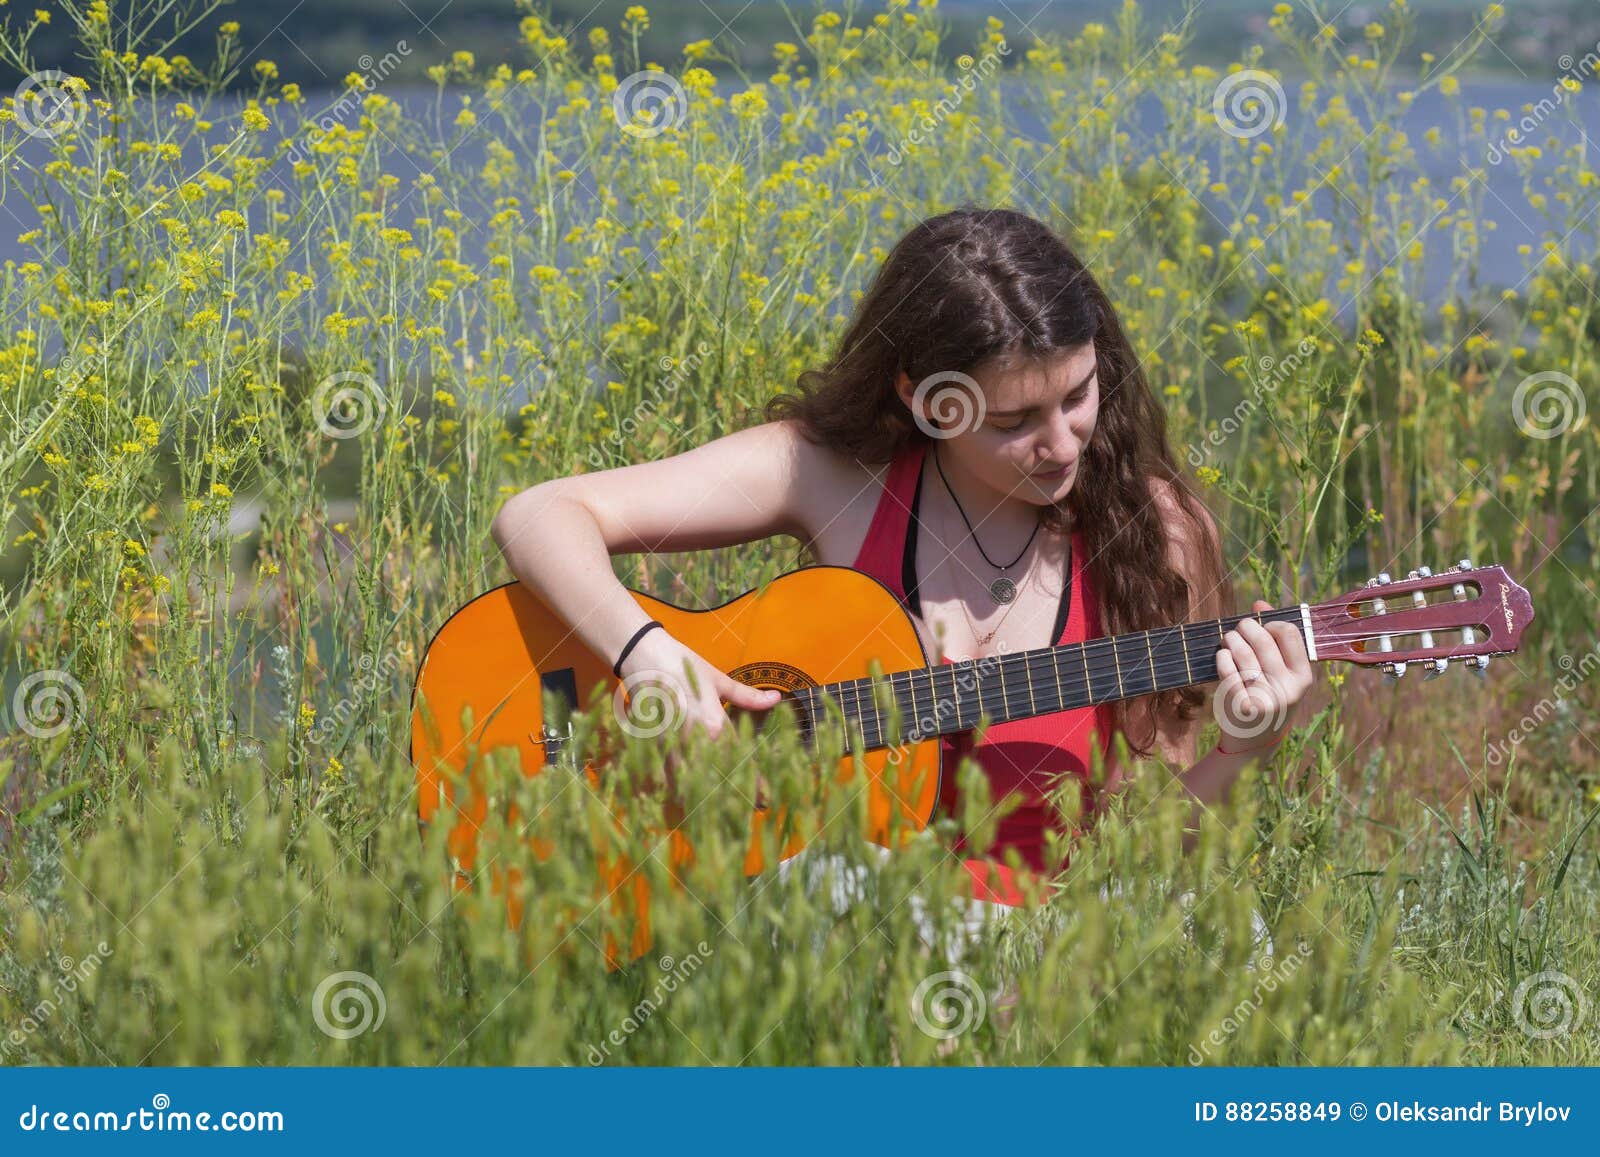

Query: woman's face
left=900, top=342, right=1099, bottom=506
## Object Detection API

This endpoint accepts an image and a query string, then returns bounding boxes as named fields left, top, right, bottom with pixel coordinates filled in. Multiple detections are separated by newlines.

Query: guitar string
left=804, top=599, right=1470, bottom=717
left=555, top=618, right=1273, bottom=752
left=789, top=621, right=1273, bottom=747
left=792, top=649, right=1223, bottom=748
left=801, top=607, right=1304, bottom=716
left=787, top=606, right=1475, bottom=747
left=595, top=599, right=1479, bottom=749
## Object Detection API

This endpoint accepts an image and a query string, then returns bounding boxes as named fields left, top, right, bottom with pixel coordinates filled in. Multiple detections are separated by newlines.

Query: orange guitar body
left=409, top=566, right=942, bottom=968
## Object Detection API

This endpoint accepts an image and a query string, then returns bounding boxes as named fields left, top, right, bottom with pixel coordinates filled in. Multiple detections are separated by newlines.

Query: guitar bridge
left=539, top=667, right=581, bottom=768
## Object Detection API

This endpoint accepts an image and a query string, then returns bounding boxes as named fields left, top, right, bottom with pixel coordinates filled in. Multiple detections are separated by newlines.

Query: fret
left=855, top=679, right=871, bottom=748
left=1049, top=645, right=1064, bottom=714
left=1148, top=624, right=1190, bottom=694
left=845, top=681, right=858, bottom=749
left=1144, top=630, right=1157, bottom=695
left=1110, top=634, right=1124, bottom=697
left=1080, top=642, right=1093, bottom=705
left=994, top=656, right=1007, bottom=720
left=813, top=684, right=835, bottom=754
left=1180, top=621, right=1194, bottom=683
left=1057, top=643, right=1086, bottom=713
left=1184, top=621, right=1212, bottom=684
left=1114, top=632, right=1156, bottom=699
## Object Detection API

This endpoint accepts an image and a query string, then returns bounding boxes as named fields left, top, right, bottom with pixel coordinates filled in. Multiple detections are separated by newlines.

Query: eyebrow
left=987, top=366, right=1097, bottom=418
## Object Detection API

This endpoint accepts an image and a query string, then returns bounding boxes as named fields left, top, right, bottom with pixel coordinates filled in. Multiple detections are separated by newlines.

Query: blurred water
left=1, top=78, right=1596, bottom=304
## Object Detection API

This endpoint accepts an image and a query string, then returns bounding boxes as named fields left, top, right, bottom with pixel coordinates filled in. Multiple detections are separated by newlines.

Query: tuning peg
left=1382, top=660, right=1407, bottom=681
left=1403, top=567, right=1446, bottom=677
left=1468, top=655, right=1490, bottom=678
left=1457, top=558, right=1473, bottom=572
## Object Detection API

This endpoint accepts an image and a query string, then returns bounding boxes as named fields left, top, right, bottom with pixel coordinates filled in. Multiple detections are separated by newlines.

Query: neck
left=929, top=444, right=1042, bottom=540
left=792, top=604, right=1309, bottom=752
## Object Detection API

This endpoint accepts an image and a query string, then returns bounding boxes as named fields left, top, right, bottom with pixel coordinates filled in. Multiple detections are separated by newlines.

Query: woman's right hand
left=613, top=629, right=784, bottom=809
left=613, top=627, right=782, bottom=747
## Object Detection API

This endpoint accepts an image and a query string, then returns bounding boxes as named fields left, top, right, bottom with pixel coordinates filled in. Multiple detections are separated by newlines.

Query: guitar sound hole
left=725, top=690, right=808, bottom=746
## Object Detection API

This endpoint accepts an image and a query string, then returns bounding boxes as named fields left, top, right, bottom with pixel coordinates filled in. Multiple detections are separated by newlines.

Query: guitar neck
left=793, top=605, right=1311, bottom=752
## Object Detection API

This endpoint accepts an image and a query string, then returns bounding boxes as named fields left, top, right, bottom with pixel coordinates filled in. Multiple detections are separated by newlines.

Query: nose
left=1035, top=409, right=1079, bottom=466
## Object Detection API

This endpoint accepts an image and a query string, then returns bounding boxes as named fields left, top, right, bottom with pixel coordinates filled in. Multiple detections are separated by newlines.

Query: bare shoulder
left=777, top=419, right=886, bottom=561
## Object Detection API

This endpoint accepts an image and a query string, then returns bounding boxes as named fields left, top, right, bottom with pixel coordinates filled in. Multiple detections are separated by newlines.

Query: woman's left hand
left=1213, top=598, right=1316, bottom=755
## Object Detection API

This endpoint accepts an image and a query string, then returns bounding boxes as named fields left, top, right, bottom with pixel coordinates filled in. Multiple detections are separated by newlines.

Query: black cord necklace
left=931, top=445, right=1042, bottom=605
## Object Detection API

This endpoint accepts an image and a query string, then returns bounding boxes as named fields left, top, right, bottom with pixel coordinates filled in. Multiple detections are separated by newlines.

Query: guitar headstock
left=1306, top=560, right=1533, bottom=681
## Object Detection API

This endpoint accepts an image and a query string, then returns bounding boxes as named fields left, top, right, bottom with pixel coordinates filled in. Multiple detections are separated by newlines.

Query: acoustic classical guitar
left=409, top=559, right=1532, bottom=968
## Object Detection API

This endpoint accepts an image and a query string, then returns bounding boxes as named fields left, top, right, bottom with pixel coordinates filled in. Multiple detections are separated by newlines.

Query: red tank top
left=851, top=439, right=1115, bottom=905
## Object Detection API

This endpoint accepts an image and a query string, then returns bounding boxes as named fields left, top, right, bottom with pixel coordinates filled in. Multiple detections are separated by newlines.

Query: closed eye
left=988, top=386, right=1091, bottom=432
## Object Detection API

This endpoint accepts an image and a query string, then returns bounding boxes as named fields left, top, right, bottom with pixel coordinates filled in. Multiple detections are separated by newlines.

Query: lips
left=1032, top=462, right=1073, bottom=479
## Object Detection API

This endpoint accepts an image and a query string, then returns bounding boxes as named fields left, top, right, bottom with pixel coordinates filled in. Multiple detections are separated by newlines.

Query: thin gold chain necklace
left=933, top=498, right=1037, bottom=651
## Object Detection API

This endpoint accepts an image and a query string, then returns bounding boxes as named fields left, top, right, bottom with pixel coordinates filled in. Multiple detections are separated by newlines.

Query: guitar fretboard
left=789, top=606, right=1306, bottom=752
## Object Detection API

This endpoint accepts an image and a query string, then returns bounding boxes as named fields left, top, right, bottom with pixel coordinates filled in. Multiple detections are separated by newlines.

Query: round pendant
left=989, top=576, right=1017, bottom=605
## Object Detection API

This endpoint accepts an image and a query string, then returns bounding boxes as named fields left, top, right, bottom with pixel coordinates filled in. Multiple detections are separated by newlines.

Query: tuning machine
left=1448, top=559, right=1491, bottom=677
left=1407, top=566, right=1449, bottom=679
left=1363, top=572, right=1403, bottom=680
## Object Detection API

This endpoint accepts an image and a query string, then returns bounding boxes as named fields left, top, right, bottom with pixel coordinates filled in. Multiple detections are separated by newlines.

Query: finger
left=1239, top=619, right=1291, bottom=681
left=1215, top=643, right=1239, bottom=683
left=1265, top=620, right=1312, bottom=678
left=1251, top=600, right=1310, bottom=679
left=1222, top=628, right=1261, bottom=678
left=1236, top=610, right=1288, bottom=681
left=1213, top=646, right=1255, bottom=711
left=698, top=704, right=729, bottom=743
left=721, top=676, right=783, bottom=710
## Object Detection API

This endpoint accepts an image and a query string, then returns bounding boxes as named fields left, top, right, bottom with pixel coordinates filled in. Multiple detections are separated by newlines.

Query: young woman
left=490, top=205, right=1314, bottom=910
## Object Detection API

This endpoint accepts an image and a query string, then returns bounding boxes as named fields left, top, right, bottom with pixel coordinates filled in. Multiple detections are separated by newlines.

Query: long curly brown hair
left=762, top=205, right=1232, bottom=758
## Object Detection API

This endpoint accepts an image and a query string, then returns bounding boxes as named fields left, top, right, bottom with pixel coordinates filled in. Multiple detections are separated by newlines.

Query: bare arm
left=489, top=419, right=819, bottom=727
left=1142, top=484, right=1313, bottom=849
left=1116, top=481, right=1249, bottom=845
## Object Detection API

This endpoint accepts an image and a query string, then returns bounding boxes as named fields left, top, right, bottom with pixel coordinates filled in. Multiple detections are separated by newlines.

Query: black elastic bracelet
left=613, top=620, right=664, bottom=678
